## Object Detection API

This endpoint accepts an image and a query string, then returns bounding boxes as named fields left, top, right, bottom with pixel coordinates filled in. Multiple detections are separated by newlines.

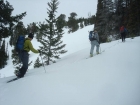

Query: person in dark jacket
left=15, top=33, right=40, bottom=78
left=120, top=25, right=127, bottom=42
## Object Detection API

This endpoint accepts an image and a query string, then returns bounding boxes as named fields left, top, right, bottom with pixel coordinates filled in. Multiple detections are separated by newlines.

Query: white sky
left=8, top=0, right=97, bottom=26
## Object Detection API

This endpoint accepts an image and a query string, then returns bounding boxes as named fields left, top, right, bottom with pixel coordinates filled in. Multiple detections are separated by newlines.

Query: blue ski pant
left=18, top=51, right=29, bottom=77
left=90, top=40, right=99, bottom=55
left=121, top=32, right=126, bottom=42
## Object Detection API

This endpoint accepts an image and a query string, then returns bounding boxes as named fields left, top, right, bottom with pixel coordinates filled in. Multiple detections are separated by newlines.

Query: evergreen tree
left=34, top=57, right=42, bottom=68
left=12, top=49, right=21, bottom=70
left=67, top=12, right=79, bottom=33
left=36, top=31, right=42, bottom=42
left=95, top=0, right=108, bottom=42
left=0, top=40, right=8, bottom=69
left=27, top=22, right=39, bottom=34
left=84, top=19, right=88, bottom=26
left=80, top=22, right=84, bottom=29
left=6, top=42, right=9, bottom=60
left=113, top=0, right=140, bottom=37
left=0, top=0, right=26, bottom=69
left=127, top=0, right=140, bottom=37
left=56, top=14, right=66, bottom=29
left=90, top=15, right=96, bottom=25
left=0, top=0, right=26, bottom=41
left=39, top=0, right=67, bottom=65
left=94, top=0, right=122, bottom=42
left=10, top=22, right=27, bottom=46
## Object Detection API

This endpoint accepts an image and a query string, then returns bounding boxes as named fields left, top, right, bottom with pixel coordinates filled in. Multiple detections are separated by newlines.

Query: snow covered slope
left=0, top=25, right=94, bottom=78
left=0, top=30, right=140, bottom=105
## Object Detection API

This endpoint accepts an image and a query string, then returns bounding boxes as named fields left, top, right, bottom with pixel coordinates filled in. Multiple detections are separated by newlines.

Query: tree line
left=94, top=0, right=140, bottom=42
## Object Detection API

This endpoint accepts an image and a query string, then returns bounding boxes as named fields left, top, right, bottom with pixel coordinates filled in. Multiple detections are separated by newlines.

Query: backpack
left=89, top=31, right=96, bottom=41
left=124, top=28, right=127, bottom=33
left=120, top=26, right=125, bottom=33
left=16, top=35, right=25, bottom=52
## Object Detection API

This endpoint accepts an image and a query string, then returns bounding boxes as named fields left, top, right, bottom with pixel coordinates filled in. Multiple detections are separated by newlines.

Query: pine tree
left=90, top=15, right=96, bottom=25
left=27, top=22, right=39, bottom=34
left=84, top=19, right=88, bottom=26
left=0, top=0, right=26, bottom=69
left=93, top=0, right=140, bottom=41
left=67, top=12, right=79, bottom=33
left=95, top=0, right=108, bottom=42
left=0, top=40, right=8, bottom=69
left=80, top=22, right=84, bottom=29
left=39, top=0, right=67, bottom=65
left=0, top=0, right=26, bottom=41
left=56, top=14, right=66, bottom=29
left=127, top=0, right=140, bottom=37
left=34, top=57, right=42, bottom=68
left=10, top=22, right=27, bottom=46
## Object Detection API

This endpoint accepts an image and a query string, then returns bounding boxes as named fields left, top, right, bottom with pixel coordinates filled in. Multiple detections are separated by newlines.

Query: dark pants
left=121, top=32, right=126, bottom=42
left=18, top=51, right=29, bottom=77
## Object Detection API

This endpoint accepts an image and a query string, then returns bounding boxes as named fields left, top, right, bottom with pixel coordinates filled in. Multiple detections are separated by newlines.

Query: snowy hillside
left=0, top=25, right=140, bottom=105
left=0, top=27, right=140, bottom=105
left=0, top=25, right=94, bottom=78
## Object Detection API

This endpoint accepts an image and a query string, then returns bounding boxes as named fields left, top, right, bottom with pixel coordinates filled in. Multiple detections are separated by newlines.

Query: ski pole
left=100, top=46, right=101, bottom=54
left=40, top=52, right=46, bottom=73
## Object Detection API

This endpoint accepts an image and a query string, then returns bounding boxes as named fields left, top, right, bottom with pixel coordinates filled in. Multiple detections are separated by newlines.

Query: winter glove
left=38, top=50, right=41, bottom=54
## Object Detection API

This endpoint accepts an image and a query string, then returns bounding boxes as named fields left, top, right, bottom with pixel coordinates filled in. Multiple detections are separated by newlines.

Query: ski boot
left=14, top=70, right=20, bottom=77
left=90, top=54, right=93, bottom=57
left=96, top=52, right=99, bottom=54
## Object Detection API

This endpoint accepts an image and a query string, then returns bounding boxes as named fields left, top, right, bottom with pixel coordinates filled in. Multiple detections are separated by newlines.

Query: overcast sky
left=8, top=0, right=97, bottom=26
